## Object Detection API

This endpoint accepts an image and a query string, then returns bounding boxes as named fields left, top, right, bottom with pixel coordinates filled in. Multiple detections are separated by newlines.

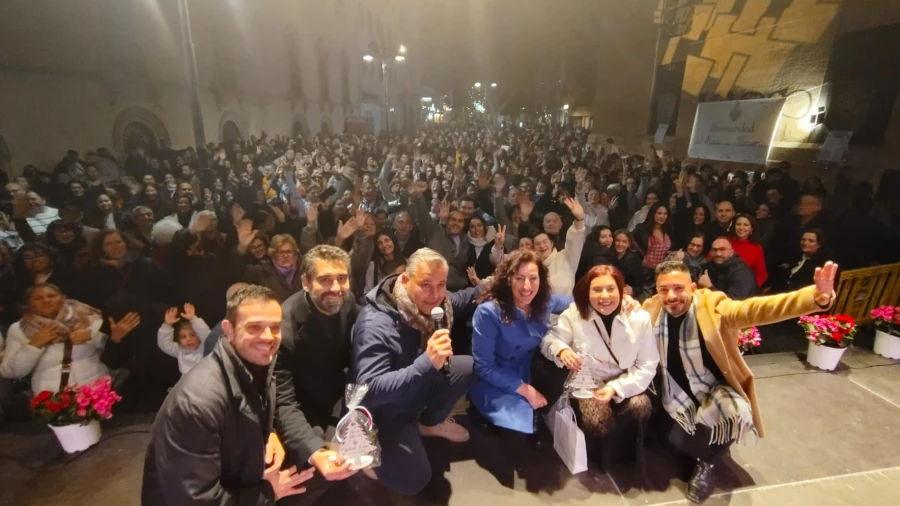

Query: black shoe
left=686, top=459, right=715, bottom=504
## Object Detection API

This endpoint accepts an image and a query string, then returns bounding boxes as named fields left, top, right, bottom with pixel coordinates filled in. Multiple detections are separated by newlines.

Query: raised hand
left=268, top=203, right=286, bottom=223
left=305, top=202, right=319, bottom=225
left=477, top=171, right=490, bottom=190
left=231, top=203, right=245, bottom=227
left=336, top=216, right=360, bottom=240
left=518, top=197, right=534, bottom=220
left=698, top=270, right=712, bottom=289
left=609, top=195, right=619, bottom=209
left=236, top=219, right=258, bottom=254
left=564, top=197, right=585, bottom=221
left=494, top=224, right=506, bottom=248
left=181, top=303, right=196, bottom=321
left=814, top=261, right=838, bottom=305
left=164, top=307, right=179, bottom=326
left=466, top=267, right=482, bottom=286
left=109, top=312, right=141, bottom=343
left=438, top=199, right=451, bottom=222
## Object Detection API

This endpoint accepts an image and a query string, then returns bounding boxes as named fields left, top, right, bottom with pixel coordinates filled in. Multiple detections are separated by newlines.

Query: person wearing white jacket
left=0, top=284, right=108, bottom=393
left=540, top=265, right=659, bottom=439
left=157, top=303, right=211, bottom=375
left=534, top=197, right=586, bottom=296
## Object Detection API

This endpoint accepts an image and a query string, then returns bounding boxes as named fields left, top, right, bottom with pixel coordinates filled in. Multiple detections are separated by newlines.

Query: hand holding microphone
left=429, top=307, right=452, bottom=375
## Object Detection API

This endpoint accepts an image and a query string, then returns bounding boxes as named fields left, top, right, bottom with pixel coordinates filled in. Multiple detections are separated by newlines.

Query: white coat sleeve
left=541, top=306, right=576, bottom=367
left=0, top=324, right=45, bottom=380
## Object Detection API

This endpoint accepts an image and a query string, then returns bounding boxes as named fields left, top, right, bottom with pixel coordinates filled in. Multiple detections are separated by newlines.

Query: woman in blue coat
left=470, top=249, right=572, bottom=434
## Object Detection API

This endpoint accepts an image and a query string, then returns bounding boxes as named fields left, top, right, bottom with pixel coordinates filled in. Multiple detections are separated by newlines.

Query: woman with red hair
left=539, top=265, right=658, bottom=454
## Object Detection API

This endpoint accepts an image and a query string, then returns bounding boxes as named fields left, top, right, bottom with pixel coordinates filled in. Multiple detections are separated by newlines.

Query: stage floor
left=2, top=347, right=899, bottom=506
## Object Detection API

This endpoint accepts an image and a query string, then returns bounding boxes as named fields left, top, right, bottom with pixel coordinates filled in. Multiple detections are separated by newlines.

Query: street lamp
left=362, top=43, right=407, bottom=134
left=563, top=104, right=570, bottom=110
left=474, top=82, right=482, bottom=88
left=490, top=82, right=497, bottom=88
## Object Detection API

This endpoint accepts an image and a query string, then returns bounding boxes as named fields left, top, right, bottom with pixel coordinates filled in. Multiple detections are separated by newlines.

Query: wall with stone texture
left=0, top=0, right=421, bottom=175
left=603, top=0, right=900, bottom=189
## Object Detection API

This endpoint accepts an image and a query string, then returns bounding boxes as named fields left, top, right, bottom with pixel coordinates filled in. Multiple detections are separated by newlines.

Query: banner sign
left=688, top=98, right=785, bottom=164
left=818, top=131, right=853, bottom=163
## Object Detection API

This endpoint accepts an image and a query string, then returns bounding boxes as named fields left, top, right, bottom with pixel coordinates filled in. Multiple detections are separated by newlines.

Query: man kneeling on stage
left=644, top=260, right=836, bottom=504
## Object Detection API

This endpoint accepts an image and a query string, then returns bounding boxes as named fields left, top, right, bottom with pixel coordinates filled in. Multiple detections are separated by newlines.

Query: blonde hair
left=268, top=234, right=299, bottom=257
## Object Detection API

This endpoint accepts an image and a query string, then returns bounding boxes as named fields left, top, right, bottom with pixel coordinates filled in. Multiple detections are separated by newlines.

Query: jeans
left=371, top=355, right=475, bottom=496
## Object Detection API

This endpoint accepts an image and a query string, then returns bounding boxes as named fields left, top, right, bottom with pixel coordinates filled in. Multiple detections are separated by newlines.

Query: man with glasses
left=698, top=237, right=756, bottom=300
left=644, top=260, right=836, bottom=503
left=143, top=285, right=313, bottom=504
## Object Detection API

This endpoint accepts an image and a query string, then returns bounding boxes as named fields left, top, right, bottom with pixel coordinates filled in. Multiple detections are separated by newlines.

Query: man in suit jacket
left=408, top=186, right=470, bottom=291
left=643, top=260, right=836, bottom=504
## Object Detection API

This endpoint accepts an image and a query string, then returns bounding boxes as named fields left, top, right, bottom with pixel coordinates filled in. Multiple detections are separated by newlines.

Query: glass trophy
left=565, top=341, right=600, bottom=399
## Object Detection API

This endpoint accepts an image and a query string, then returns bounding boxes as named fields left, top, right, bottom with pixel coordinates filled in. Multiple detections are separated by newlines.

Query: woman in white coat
left=540, top=265, right=659, bottom=439
left=0, top=284, right=108, bottom=393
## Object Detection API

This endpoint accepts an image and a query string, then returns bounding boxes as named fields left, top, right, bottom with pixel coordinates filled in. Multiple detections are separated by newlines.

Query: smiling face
left=70, top=182, right=85, bottom=197
left=543, top=212, right=562, bottom=235
left=645, top=192, right=659, bottom=208
left=800, top=232, right=820, bottom=256
left=693, top=206, right=706, bottom=225
left=686, top=236, right=704, bottom=258
left=102, top=232, right=128, bottom=260
left=469, top=218, right=486, bottom=239
left=653, top=205, right=668, bottom=226
left=589, top=274, right=620, bottom=316
left=656, top=270, right=695, bottom=318
left=598, top=228, right=613, bottom=248
left=96, top=194, right=113, bottom=214
left=614, top=233, right=630, bottom=254
left=402, top=262, right=448, bottom=316
left=735, top=216, right=752, bottom=240
left=223, top=300, right=282, bottom=366
left=302, top=259, right=350, bottom=315
left=511, top=261, right=540, bottom=311
left=447, top=211, right=466, bottom=236
left=716, top=201, right=735, bottom=225
left=534, top=233, right=553, bottom=260
left=710, top=238, right=734, bottom=264
left=376, top=234, right=395, bottom=257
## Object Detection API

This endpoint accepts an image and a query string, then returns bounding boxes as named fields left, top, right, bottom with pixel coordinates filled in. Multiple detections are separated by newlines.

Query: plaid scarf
left=19, top=300, right=101, bottom=346
left=656, top=298, right=757, bottom=446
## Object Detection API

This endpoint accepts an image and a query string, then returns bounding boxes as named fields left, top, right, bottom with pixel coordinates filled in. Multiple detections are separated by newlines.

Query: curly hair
left=478, top=249, right=550, bottom=325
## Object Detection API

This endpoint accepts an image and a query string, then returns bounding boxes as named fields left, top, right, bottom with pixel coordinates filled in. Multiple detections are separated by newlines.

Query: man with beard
left=697, top=237, right=757, bottom=300
left=644, top=260, right=836, bottom=504
left=408, top=181, right=470, bottom=291
left=273, top=245, right=368, bottom=505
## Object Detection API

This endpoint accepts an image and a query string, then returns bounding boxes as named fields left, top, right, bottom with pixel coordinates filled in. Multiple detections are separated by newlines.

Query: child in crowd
left=157, top=303, right=211, bottom=375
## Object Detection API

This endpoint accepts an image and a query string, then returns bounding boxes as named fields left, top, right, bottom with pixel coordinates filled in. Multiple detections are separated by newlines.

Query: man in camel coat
left=643, top=260, right=837, bottom=504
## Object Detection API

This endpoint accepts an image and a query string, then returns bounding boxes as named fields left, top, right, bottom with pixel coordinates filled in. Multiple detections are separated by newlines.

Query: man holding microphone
left=351, top=248, right=482, bottom=496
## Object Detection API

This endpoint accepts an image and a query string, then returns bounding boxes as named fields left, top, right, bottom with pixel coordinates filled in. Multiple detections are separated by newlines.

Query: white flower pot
left=49, top=420, right=101, bottom=453
left=806, top=342, right=845, bottom=371
left=873, top=330, right=900, bottom=360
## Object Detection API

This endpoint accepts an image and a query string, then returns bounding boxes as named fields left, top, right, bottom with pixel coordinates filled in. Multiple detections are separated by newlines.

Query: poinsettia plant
left=31, top=376, right=122, bottom=427
left=738, top=327, right=761, bottom=354
left=799, top=314, right=856, bottom=349
left=870, top=305, right=900, bottom=337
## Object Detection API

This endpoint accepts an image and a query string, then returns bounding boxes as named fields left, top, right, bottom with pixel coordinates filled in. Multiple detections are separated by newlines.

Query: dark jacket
left=786, top=249, right=834, bottom=293
left=576, top=242, right=616, bottom=282
left=274, top=290, right=359, bottom=467
left=707, top=256, right=758, bottom=301
left=141, top=338, right=276, bottom=506
left=614, top=249, right=645, bottom=297
left=245, top=261, right=304, bottom=303
left=351, top=274, right=480, bottom=428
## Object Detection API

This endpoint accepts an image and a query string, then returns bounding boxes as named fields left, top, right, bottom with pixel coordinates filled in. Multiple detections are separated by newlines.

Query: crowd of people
left=0, top=123, right=888, bottom=505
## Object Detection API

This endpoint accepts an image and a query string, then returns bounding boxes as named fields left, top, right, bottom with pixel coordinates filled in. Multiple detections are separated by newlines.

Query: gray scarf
left=392, top=278, right=453, bottom=350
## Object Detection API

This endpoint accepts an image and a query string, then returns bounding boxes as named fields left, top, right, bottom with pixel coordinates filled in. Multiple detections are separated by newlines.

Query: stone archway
left=222, top=120, right=241, bottom=144
left=112, top=107, right=170, bottom=155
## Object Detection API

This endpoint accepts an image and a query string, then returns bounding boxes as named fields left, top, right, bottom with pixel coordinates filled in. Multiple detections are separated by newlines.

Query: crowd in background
left=0, top=123, right=895, bottom=422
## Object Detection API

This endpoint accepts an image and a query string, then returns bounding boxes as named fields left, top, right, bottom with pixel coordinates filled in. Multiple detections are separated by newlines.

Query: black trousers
left=651, top=408, right=732, bottom=464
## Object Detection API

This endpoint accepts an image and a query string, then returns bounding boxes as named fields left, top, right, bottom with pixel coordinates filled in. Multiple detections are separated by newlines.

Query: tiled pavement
left=1, top=347, right=899, bottom=506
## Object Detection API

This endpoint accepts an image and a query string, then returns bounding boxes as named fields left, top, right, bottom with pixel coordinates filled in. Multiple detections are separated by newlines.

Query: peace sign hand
left=494, top=224, right=506, bottom=248
left=813, top=261, right=838, bottom=306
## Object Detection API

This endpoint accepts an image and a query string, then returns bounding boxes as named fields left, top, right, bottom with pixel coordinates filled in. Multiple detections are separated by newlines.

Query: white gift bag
left=552, top=399, right=588, bottom=474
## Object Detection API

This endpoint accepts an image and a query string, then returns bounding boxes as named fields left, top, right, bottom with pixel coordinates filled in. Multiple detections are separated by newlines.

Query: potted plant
left=31, top=376, right=122, bottom=453
left=799, top=314, right=856, bottom=371
left=738, top=327, right=761, bottom=355
left=871, top=305, right=900, bottom=359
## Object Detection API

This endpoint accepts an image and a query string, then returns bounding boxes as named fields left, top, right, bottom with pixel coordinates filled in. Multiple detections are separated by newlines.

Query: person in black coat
left=784, top=229, right=835, bottom=293
left=465, top=216, right=505, bottom=282
left=576, top=225, right=616, bottom=282
left=611, top=229, right=646, bottom=298
left=275, top=245, right=379, bottom=504
left=699, top=237, right=757, bottom=300
left=142, top=285, right=313, bottom=505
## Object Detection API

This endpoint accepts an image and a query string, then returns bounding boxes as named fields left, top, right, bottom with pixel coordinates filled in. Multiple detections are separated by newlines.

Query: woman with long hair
left=676, top=203, right=712, bottom=255
left=465, top=216, right=505, bottom=284
left=538, top=266, right=657, bottom=452
left=729, top=214, right=767, bottom=287
left=612, top=229, right=645, bottom=297
left=357, top=230, right=407, bottom=295
left=633, top=202, right=672, bottom=270
left=783, top=229, right=834, bottom=292
left=84, top=193, right=126, bottom=230
left=469, top=249, right=573, bottom=435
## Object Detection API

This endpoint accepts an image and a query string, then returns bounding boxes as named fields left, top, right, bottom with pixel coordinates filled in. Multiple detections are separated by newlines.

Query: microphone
left=430, top=307, right=451, bottom=376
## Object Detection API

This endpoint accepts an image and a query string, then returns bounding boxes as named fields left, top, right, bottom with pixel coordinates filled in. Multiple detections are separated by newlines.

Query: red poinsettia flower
left=835, top=314, right=855, bottom=325
left=831, top=332, right=844, bottom=342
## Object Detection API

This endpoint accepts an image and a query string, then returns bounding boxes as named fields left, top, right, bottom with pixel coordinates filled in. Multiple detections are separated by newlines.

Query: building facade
left=0, top=0, right=422, bottom=175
